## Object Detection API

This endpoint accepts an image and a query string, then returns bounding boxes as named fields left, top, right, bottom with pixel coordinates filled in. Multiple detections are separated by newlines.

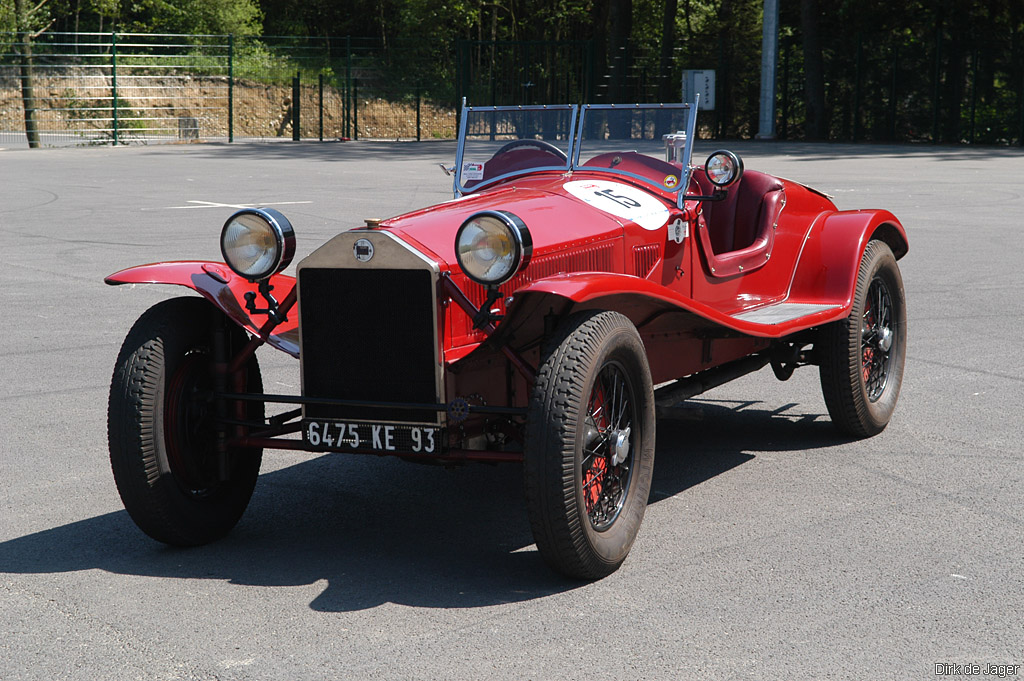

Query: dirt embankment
left=0, top=72, right=456, bottom=142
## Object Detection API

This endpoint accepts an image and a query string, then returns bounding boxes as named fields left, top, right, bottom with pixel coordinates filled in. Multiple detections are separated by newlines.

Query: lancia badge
left=353, top=238, right=374, bottom=262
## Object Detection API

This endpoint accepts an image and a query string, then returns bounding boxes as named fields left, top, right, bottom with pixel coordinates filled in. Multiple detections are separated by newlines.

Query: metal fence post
left=416, top=86, right=421, bottom=141
left=585, top=39, right=595, bottom=104
left=853, top=35, right=863, bottom=142
left=353, top=78, right=358, bottom=140
left=292, top=72, right=300, bottom=141
left=455, top=40, right=464, bottom=107
left=1019, top=72, right=1024, bottom=146
left=318, top=73, right=324, bottom=141
left=780, top=40, right=790, bottom=140
left=932, top=17, right=942, bottom=143
left=111, top=31, right=118, bottom=145
left=968, top=48, right=978, bottom=144
left=889, top=44, right=898, bottom=141
left=228, top=34, right=234, bottom=142
left=345, top=35, right=352, bottom=139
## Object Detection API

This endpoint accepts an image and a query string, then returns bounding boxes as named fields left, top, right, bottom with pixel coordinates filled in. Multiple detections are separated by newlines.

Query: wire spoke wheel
left=525, top=310, right=655, bottom=580
left=819, top=239, right=907, bottom=437
left=582, top=362, right=635, bottom=531
left=861, top=277, right=895, bottom=402
left=163, top=349, right=222, bottom=496
left=108, top=297, right=263, bottom=546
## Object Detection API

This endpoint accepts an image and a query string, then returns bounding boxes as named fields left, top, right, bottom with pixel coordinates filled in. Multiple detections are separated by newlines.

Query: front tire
left=525, top=311, right=656, bottom=580
left=108, top=297, right=264, bottom=546
left=818, top=240, right=907, bottom=437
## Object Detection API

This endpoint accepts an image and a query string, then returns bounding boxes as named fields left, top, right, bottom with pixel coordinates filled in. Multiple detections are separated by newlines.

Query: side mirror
left=704, top=150, right=743, bottom=187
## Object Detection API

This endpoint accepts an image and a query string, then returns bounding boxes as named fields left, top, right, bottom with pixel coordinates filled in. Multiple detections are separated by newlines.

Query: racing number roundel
left=562, top=179, right=670, bottom=231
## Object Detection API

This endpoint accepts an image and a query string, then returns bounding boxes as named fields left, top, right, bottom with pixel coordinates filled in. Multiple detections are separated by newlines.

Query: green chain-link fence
left=2, top=31, right=1022, bottom=147
left=0, top=32, right=459, bottom=146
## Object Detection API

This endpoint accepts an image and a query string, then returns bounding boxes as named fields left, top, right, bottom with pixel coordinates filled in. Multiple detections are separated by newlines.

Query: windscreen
left=575, top=105, right=694, bottom=193
left=456, top=106, right=575, bottom=192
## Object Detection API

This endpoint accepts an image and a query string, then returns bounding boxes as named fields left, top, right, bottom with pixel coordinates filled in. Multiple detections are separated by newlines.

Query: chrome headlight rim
left=455, top=210, right=532, bottom=287
left=220, top=207, right=296, bottom=282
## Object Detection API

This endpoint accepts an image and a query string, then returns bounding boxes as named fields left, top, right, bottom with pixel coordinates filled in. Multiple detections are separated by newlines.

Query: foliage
left=0, top=2, right=14, bottom=34
left=10, top=0, right=1024, bottom=143
left=46, top=0, right=263, bottom=36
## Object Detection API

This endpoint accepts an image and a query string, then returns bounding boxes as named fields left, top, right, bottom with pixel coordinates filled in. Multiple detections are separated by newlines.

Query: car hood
left=378, top=174, right=669, bottom=267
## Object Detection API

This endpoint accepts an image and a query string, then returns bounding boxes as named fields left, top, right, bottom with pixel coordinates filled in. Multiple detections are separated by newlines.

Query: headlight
left=220, top=208, right=296, bottom=281
left=455, top=211, right=532, bottom=287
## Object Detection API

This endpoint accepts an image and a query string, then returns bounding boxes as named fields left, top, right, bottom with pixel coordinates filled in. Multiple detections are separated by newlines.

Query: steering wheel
left=491, top=139, right=568, bottom=163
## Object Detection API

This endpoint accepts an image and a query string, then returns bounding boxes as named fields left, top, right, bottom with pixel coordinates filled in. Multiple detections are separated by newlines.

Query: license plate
left=303, top=420, right=443, bottom=454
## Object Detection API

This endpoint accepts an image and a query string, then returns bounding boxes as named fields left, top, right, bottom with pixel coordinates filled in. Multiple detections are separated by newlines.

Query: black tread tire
left=524, top=310, right=656, bottom=580
left=108, top=297, right=263, bottom=546
left=819, top=240, right=907, bottom=437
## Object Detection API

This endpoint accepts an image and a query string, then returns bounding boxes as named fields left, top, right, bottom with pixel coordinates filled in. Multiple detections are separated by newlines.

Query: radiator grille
left=299, top=268, right=439, bottom=423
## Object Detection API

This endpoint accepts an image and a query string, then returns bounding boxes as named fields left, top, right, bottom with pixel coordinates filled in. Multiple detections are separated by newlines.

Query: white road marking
left=143, top=200, right=312, bottom=211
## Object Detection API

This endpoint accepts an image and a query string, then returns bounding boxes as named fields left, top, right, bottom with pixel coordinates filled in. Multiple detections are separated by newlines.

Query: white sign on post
left=682, top=70, right=716, bottom=111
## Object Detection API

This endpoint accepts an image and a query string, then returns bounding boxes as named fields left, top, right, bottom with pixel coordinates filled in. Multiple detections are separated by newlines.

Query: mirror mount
left=682, top=150, right=743, bottom=203
left=684, top=188, right=730, bottom=202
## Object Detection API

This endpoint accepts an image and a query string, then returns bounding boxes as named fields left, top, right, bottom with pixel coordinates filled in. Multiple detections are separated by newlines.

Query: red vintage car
left=106, top=101, right=907, bottom=579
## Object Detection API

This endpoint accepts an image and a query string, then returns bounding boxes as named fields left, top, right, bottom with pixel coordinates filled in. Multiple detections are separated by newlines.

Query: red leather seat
left=694, top=170, right=785, bottom=255
left=690, top=169, right=786, bottom=278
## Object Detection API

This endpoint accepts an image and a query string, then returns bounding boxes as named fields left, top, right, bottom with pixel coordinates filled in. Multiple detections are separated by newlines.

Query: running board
left=654, top=354, right=770, bottom=417
left=731, top=302, right=841, bottom=326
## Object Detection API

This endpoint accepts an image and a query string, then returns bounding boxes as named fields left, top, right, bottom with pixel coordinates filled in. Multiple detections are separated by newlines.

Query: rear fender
left=788, top=210, right=908, bottom=309
left=105, top=261, right=299, bottom=357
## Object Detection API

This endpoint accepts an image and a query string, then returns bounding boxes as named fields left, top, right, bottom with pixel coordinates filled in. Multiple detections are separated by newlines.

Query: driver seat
left=693, top=170, right=785, bottom=277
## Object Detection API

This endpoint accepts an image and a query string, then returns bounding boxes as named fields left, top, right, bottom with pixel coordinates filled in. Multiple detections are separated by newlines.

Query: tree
left=14, top=0, right=53, bottom=148
left=656, top=0, right=679, bottom=102
left=800, top=0, right=826, bottom=139
left=116, top=0, right=263, bottom=35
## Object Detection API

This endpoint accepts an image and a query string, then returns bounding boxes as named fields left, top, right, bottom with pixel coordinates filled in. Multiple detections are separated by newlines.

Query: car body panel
left=382, top=175, right=646, bottom=265
left=104, top=101, right=908, bottom=454
left=105, top=262, right=299, bottom=357
left=452, top=180, right=904, bottom=335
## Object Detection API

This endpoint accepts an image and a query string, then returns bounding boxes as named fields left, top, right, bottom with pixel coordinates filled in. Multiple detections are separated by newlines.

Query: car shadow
left=0, top=398, right=844, bottom=612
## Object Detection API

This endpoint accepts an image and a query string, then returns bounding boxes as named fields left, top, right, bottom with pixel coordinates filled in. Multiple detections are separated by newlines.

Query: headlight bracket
left=243, top=280, right=288, bottom=324
left=472, top=287, right=504, bottom=330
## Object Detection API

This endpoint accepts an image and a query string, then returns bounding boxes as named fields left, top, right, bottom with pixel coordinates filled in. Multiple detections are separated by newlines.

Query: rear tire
left=525, top=311, right=655, bottom=580
left=108, top=297, right=263, bottom=545
left=818, top=240, right=907, bottom=437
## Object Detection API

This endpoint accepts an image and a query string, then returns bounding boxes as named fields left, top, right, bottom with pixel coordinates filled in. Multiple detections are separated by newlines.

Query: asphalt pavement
left=1, top=138, right=1022, bottom=680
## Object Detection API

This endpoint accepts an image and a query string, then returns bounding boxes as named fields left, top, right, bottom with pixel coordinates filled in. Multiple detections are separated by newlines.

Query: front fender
left=105, top=261, right=299, bottom=357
